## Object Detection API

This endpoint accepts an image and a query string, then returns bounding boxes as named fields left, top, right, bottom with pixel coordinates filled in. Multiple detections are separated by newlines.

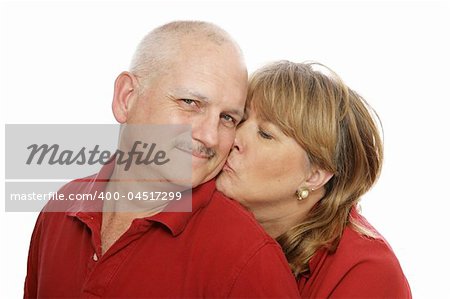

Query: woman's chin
left=216, top=172, right=234, bottom=196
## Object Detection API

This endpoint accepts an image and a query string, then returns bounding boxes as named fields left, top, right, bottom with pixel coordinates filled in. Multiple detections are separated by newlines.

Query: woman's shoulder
left=335, top=209, right=405, bottom=276
left=301, top=211, right=412, bottom=298
left=339, top=217, right=396, bottom=263
left=335, top=218, right=411, bottom=297
left=341, top=209, right=402, bottom=265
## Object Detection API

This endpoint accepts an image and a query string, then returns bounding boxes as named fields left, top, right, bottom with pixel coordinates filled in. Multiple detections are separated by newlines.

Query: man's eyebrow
left=174, top=88, right=209, bottom=101
left=173, top=88, right=243, bottom=119
left=226, top=109, right=244, bottom=120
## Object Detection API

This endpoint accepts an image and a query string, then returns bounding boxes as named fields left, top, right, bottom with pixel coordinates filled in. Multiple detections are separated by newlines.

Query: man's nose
left=192, top=115, right=219, bottom=148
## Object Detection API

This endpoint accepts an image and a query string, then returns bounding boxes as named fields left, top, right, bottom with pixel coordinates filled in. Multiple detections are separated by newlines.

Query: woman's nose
left=233, top=122, right=248, bottom=152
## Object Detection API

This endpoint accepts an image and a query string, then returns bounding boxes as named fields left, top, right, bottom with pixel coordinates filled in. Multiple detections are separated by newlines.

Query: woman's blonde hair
left=247, top=61, right=383, bottom=276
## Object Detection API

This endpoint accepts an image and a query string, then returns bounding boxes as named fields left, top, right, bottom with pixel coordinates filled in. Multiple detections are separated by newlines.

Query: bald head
left=130, top=21, right=245, bottom=89
left=112, top=21, right=248, bottom=186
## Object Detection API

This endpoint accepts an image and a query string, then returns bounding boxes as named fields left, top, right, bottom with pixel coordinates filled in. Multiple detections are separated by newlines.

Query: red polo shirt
left=24, top=169, right=300, bottom=298
left=297, top=210, right=411, bottom=298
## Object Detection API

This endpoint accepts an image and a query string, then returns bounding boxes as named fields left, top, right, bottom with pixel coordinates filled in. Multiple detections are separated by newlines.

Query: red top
left=298, top=210, right=412, bottom=298
left=24, top=171, right=300, bottom=297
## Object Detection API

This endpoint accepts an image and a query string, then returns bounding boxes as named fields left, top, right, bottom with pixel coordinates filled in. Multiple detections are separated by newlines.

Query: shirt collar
left=66, top=161, right=216, bottom=237
left=65, top=159, right=115, bottom=217
left=148, top=179, right=216, bottom=236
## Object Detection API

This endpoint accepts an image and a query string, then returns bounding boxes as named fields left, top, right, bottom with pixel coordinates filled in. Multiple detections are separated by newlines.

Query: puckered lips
left=222, top=160, right=235, bottom=173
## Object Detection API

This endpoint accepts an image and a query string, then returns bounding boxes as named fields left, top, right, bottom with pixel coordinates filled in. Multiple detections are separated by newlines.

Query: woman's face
left=216, top=106, right=312, bottom=210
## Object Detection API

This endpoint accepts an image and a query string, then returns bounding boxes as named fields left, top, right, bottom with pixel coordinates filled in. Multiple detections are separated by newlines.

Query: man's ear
left=112, top=71, right=138, bottom=123
left=305, top=166, right=334, bottom=191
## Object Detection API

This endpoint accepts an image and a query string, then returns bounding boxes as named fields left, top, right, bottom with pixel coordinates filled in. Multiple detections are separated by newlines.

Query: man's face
left=125, top=42, right=248, bottom=187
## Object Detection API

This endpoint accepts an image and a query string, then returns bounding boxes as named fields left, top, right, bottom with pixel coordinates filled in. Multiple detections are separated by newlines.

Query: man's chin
left=190, top=158, right=226, bottom=187
left=191, top=171, right=218, bottom=188
left=191, top=174, right=208, bottom=189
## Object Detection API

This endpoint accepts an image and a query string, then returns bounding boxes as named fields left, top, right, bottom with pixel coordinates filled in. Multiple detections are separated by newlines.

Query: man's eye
left=221, top=114, right=236, bottom=124
left=181, top=99, right=196, bottom=105
left=222, top=114, right=234, bottom=122
left=258, top=129, right=273, bottom=140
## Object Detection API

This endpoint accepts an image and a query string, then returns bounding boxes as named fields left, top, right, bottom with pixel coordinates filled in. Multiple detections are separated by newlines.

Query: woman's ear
left=305, top=166, right=334, bottom=191
left=112, top=71, right=138, bottom=123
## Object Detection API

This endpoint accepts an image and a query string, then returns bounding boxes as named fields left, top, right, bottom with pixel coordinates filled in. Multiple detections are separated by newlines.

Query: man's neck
left=102, top=164, right=189, bottom=215
left=100, top=179, right=170, bottom=255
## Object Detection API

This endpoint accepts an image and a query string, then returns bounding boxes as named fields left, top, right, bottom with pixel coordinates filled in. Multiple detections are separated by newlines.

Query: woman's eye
left=258, top=129, right=273, bottom=139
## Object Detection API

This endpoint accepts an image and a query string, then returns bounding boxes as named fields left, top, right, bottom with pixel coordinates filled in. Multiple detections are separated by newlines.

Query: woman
left=216, top=61, right=411, bottom=298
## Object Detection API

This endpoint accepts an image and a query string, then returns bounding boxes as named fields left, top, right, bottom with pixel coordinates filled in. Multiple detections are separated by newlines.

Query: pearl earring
left=296, top=187, right=310, bottom=201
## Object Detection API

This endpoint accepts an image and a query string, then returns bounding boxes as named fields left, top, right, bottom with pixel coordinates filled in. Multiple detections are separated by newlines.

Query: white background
left=1, top=0, right=449, bottom=298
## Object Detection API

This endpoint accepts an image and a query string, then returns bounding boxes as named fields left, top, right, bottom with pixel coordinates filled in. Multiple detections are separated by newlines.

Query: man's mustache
left=174, top=140, right=215, bottom=159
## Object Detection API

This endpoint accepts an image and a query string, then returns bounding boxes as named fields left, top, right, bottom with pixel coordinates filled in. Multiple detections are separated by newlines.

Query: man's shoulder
left=194, top=188, right=277, bottom=248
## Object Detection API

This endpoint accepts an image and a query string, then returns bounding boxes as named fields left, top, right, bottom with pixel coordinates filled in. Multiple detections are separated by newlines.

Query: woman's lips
left=223, top=160, right=235, bottom=172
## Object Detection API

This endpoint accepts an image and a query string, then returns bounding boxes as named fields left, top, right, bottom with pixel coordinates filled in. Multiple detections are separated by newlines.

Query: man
left=24, top=21, right=300, bottom=298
